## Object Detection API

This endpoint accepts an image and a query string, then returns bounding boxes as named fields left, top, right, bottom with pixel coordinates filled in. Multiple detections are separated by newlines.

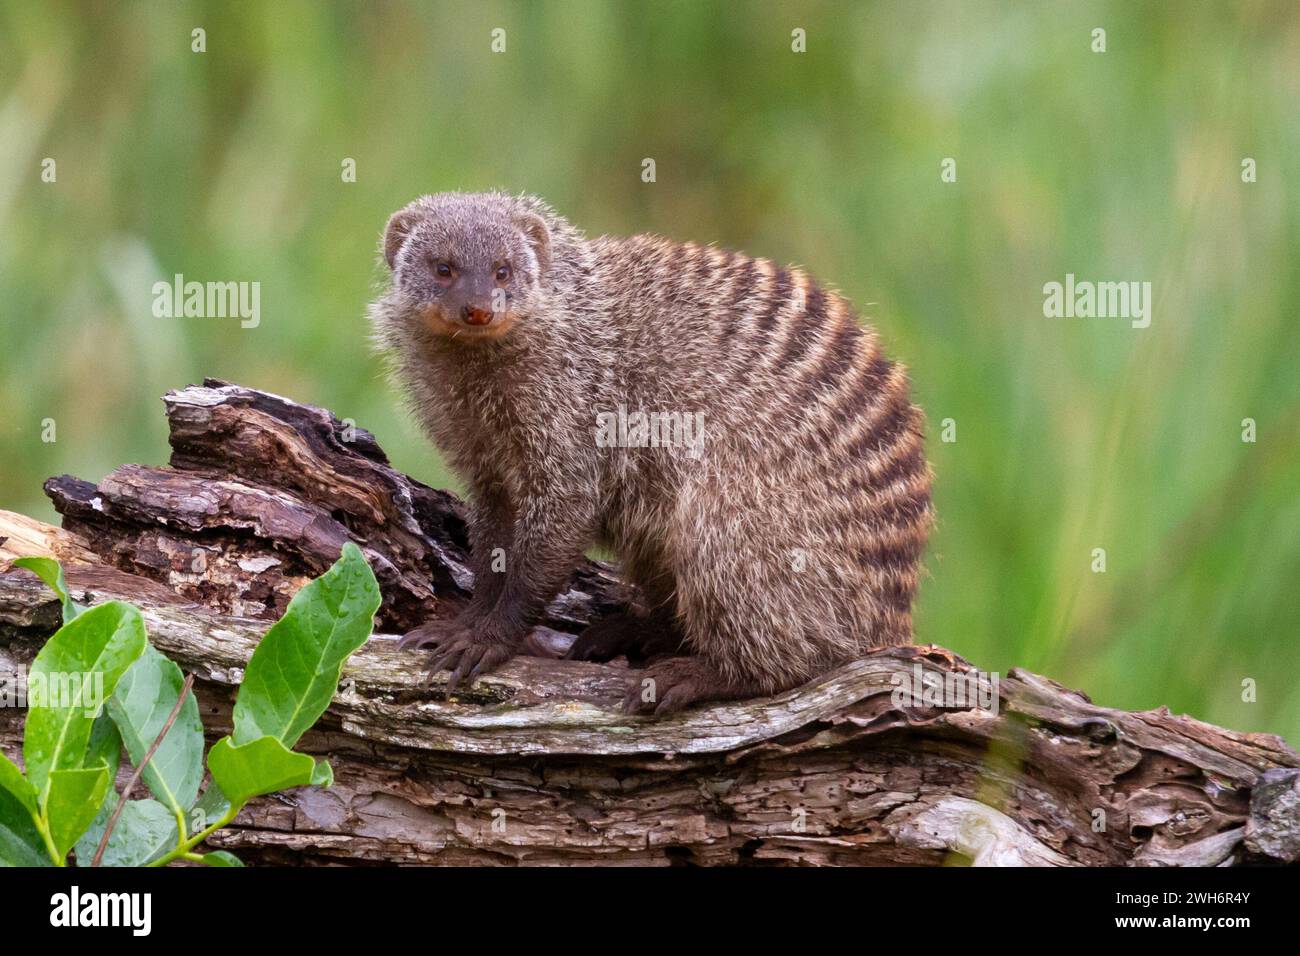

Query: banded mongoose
left=369, top=191, right=933, bottom=715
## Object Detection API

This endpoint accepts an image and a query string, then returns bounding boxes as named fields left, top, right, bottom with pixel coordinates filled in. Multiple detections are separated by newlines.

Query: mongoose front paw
left=621, top=657, right=742, bottom=716
left=428, top=635, right=517, bottom=694
left=399, top=618, right=519, bottom=693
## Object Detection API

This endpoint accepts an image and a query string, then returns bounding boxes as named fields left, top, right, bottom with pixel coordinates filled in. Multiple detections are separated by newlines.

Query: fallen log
left=0, top=381, right=1296, bottom=866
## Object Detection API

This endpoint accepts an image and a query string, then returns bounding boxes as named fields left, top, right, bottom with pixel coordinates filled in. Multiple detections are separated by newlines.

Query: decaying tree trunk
left=1, top=380, right=1296, bottom=866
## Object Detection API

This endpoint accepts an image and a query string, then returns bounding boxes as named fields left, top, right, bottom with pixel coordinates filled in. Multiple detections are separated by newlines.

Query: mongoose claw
left=425, top=630, right=518, bottom=694
left=397, top=619, right=459, bottom=653
left=396, top=618, right=516, bottom=692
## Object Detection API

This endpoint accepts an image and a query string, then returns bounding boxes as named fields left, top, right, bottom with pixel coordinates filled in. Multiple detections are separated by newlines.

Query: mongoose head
left=380, top=192, right=551, bottom=342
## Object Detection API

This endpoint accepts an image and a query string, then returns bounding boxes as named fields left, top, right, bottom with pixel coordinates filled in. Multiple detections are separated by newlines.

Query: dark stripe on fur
left=757, top=268, right=793, bottom=336
left=773, top=284, right=829, bottom=373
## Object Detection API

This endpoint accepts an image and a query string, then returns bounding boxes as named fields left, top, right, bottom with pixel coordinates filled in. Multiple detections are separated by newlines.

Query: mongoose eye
left=495, top=264, right=511, bottom=283
left=433, top=261, right=454, bottom=281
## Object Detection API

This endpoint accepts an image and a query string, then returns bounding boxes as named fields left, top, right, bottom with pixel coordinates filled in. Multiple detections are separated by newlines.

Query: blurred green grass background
left=1, top=1, right=1297, bottom=740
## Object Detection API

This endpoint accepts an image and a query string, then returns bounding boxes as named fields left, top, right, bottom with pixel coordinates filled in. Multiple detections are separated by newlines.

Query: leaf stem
left=34, top=813, right=64, bottom=867
left=147, top=803, right=241, bottom=867
left=172, top=805, right=189, bottom=845
left=92, top=672, right=195, bottom=867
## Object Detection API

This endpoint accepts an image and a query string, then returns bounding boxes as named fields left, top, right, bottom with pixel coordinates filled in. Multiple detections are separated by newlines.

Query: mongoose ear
left=382, top=207, right=420, bottom=270
left=515, top=212, right=551, bottom=275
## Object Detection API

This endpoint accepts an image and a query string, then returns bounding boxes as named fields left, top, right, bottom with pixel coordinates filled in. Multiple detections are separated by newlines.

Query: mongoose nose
left=462, top=305, right=493, bottom=326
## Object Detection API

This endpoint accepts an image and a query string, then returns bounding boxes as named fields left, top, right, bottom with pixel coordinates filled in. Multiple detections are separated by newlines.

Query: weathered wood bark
left=1, top=381, right=1296, bottom=866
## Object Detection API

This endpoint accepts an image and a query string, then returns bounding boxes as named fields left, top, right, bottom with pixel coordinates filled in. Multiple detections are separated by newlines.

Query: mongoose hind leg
left=564, top=606, right=687, bottom=663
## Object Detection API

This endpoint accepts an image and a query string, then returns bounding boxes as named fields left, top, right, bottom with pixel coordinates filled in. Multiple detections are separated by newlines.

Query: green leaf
left=198, top=850, right=243, bottom=867
left=65, top=715, right=123, bottom=864
left=23, top=601, right=147, bottom=803
left=0, top=797, right=48, bottom=866
left=311, top=760, right=333, bottom=787
left=75, top=795, right=177, bottom=868
left=86, top=714, right=122, bottom=780
left=73, top=788, right=115, bottom=866
left=12, top=556, right=81, bottom=622
left=232, top=542, right=379, bottom=748
left=108, top=644, right=203, bottom=815
left=207, top=735, right=325, bottom=805
left=46, top=765, right=111, bottom=860
left=0, top=752, right=48, bottom=867
left=0, top=751, right=37, bottom=819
